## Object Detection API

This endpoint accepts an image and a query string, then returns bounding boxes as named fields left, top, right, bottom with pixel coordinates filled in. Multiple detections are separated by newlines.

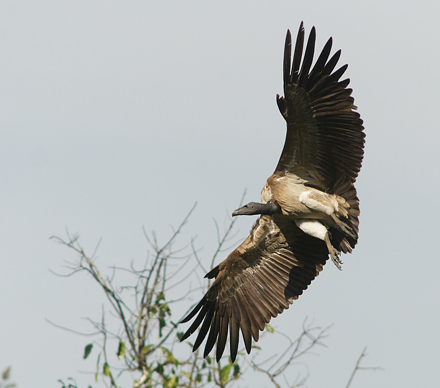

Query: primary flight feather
left=180, top=22, right=365, bottom=362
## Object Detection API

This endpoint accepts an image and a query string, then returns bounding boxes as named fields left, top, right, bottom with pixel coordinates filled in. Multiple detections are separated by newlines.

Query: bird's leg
left=324, top=233, right=343, bottom=270
left=294, top=219, right=343, bottom=270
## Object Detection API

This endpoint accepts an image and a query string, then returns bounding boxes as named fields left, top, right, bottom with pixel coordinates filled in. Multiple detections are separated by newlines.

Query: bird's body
left=261, top=172, right=360, bottom=259
left=180, top=22, right=365, bottom=362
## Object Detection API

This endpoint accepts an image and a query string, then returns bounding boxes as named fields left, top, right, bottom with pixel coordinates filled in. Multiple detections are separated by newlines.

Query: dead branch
left=346, top=347, right=383, bottom=388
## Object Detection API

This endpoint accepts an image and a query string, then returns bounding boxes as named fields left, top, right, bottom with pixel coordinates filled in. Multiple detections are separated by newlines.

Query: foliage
left=0, top=367, right=16, bottom=388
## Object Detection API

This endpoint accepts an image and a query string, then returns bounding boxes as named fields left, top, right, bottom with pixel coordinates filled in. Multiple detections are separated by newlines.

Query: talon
left=324, top=233, right=343, bottom=270
left=330, top=250, right=343, bottom=270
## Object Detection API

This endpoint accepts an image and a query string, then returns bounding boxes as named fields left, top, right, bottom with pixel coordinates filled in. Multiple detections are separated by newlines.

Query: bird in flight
left=180, top=22, right=365, bottom=362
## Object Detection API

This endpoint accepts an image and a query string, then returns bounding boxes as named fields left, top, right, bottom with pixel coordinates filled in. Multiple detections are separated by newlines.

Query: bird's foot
left=329, top=247, right=343, bottom=270
left=324, top=233, right=343, bottom=270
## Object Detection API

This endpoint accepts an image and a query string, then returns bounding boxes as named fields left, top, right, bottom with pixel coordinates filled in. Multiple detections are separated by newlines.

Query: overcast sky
left=1, top=1, right=440, bottom=387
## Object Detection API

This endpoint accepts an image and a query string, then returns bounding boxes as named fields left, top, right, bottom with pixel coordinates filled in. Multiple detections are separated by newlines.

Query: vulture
left=180, top=22, right=365, bottom=362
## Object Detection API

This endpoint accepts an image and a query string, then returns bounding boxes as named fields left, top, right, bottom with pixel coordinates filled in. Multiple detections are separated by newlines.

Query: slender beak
left=232, top=204, right=249, bottom=217
left=232, top=201, right=280, bottom=217
left=231, top=208, right=242, bottom=217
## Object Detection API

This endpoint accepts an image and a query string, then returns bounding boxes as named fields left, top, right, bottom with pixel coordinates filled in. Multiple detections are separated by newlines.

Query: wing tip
left=205, top=265, right=219, bottom=279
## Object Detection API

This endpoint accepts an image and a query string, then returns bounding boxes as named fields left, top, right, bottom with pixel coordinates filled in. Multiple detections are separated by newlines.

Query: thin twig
left=45, top=318, right=100, bottom=337
left=346, top=347, right=383, bottom=388
left=210, top=190, right=247, bottom=269
left=50, top=236, right=137, bottom=365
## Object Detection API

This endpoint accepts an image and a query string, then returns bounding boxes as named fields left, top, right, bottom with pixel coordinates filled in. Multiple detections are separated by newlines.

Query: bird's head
left=232, top=201, right=280, bottom=217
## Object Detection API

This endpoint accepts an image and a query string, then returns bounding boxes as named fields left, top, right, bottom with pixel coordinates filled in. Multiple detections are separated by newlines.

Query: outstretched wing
left=275, top=22, right=365, bottom=189
left=180, top=215, right=328, bottom=362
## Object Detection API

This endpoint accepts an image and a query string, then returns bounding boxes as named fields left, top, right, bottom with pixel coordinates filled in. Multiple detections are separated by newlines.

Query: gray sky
left=1, top=1, right=440, bottom=387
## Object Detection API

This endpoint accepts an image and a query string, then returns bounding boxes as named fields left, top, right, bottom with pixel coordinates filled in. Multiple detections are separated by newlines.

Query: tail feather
left=329, top=173, right=360, bottom=253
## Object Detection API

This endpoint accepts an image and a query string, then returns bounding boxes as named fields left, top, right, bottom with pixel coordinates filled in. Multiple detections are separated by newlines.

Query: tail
left=329, top=173, right=360, bottom=253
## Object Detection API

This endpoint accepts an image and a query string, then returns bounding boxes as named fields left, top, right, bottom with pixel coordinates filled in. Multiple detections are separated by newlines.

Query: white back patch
left=299, top=191, right=335, bottom=215
left=295, top=219, right=327, bottom=241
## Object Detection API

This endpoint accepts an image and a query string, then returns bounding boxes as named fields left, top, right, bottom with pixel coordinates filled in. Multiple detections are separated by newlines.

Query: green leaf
left=165, top=376, right=178, bottom=388
left=156, top=291, right=165, bottom=302
left=265, top=324, right=275, bottom=333
left=181, top=371, right=191, bottom=379
left=95, top=352, right=101, bottom=382
left=103, top=362, right=110, bottom=377
left=233, top=363, right=241, bottom=379
left=160, top=303, right=171, bottom=315
left=142, top=344, right=153, bottom=354
left=117, top=341, right=126, bottom=360
left=220, top=364, right=231, bottom=383
left=163, top=348, right=179, bottom=367
left=83, top=344, right=93, bottom=359
left=176, top=332, right=184, bottom=341
left=155, top=363, right=164, bottom=375
left=2, top=367, right=11, bottom=380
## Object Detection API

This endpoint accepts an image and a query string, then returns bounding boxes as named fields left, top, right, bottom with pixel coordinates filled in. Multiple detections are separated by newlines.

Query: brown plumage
left=180, top=22, right=365, bottom=362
